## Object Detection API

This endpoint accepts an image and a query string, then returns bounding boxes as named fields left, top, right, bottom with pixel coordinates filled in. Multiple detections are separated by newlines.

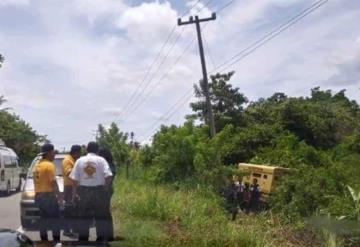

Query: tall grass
left=109, top=173, right=325, bottom=247
left=110, top=175, right=265, bottom=247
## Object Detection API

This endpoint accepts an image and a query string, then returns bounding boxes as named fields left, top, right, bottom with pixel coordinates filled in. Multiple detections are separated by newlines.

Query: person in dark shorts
left=33, top=144, right=62, bottom=241
left=69, top=142, right=113, bottom=242
left=98, top=147, right=116, bottom=241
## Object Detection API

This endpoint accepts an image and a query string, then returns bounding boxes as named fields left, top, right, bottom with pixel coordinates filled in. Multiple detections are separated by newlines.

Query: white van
left=0, top=139, right=21, bottom=195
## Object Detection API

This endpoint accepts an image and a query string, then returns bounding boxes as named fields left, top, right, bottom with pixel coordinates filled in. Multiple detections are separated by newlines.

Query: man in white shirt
left=70, top=142, right=113, bottom=242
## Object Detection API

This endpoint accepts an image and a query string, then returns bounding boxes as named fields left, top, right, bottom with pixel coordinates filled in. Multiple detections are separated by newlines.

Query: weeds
left=110, top=174, right=325, bottom=246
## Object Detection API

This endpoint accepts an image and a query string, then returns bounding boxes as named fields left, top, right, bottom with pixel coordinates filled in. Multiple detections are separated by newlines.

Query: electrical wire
left=120, top=0, right=213, bottom=118
left=117, top=0, right=206, bottom=121
left=138, top=0, right=328, bottom=143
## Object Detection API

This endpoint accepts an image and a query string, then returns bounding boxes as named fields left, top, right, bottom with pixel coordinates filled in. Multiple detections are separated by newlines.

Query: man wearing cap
left=62, top=145, right=82, bottom=238
left=70, top=142, right=113, bottom=242
left=33, top=144, right=62, bottom=241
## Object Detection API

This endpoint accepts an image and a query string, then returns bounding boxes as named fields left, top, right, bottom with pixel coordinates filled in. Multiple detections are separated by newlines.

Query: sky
left=0, top=0, right=359, bottom=150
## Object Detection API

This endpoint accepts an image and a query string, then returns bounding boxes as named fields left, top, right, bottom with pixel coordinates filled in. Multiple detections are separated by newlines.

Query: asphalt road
left=0, top=191, right=40, bottom=241
left=0, top=191, right=96, bottom=242
left=0, top=192, right=21, bottom=231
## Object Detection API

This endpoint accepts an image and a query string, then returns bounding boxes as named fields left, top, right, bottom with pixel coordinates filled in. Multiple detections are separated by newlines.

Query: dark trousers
left=104, top=190, right=114, bottom=240
left=63, top=186, right=75, bottom=231
left=35, top=193, right=60, bottom=241
left=75, top=186, right=112, bottom=241
left=64, top=185, right=73, bottom=204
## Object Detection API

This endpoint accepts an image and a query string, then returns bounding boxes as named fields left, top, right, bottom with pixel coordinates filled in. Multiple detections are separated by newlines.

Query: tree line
left=127, top=72, right=360, bottom=222
left=2, top=51, right=359, bottom=222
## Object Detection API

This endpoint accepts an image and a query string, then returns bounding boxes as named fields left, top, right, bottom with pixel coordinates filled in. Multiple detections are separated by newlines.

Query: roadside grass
left=109, top=175, right=325, bottom=247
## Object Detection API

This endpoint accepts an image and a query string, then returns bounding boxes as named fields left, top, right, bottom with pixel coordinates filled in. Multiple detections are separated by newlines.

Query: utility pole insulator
left=178, top=13, right=217, bottom=138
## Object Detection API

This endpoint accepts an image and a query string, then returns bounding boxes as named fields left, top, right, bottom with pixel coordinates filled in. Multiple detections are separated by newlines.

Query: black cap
left=40, top=143, right=54, bottom=155
left=70, top=145, right=82, bottom=154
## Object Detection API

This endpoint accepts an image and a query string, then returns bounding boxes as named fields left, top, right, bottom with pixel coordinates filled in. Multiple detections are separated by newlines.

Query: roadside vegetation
left=110, top=172, right=328, bottom=247
left=1, top=52, right=360, bottom=246
left=101, top=72, right=360, bottom=246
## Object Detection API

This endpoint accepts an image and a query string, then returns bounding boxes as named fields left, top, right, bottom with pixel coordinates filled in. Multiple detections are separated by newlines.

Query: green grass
left=109, top=175, right=324, bottom=247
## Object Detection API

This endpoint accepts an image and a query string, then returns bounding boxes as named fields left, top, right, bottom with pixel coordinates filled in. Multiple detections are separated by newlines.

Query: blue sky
left=0, top=0, right=359, bottom=150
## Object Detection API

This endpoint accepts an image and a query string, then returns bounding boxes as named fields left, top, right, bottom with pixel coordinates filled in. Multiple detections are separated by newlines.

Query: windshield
left=27, top=157, right=64, bottom=178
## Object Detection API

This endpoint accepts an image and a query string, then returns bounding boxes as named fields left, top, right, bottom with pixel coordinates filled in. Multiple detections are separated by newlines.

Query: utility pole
left=178, top=13, right=217, bottom=138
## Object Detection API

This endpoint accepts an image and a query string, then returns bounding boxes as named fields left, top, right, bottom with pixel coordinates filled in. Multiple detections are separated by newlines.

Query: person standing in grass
left=223, top=178, right=241, bottom=221
left=241, top=182, right=251, bottom=214
left=99, top=147, right=116, bottom=241
left=249, top=179, right=261, bottom=212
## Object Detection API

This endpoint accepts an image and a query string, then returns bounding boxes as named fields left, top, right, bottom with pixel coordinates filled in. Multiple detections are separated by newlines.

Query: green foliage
left=190, top=71, right=248, bottom=131
left=347, top=186, right=360, bottom=221
left=139, top=84, right=360, bottom=224
left=96, top=122, right=130, bottom=166
left=149, top=121, right=199, bottom=182
left=112, top=173, right=268, bottom=247
left=0, top=97, right=43, bottom=164
left=270, top=165, right=347, bottom=221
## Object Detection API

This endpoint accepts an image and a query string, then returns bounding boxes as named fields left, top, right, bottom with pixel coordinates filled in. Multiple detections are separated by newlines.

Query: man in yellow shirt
left=62, top=145, right=82, bottom=237
left=33, top=143, right=62, bottom=241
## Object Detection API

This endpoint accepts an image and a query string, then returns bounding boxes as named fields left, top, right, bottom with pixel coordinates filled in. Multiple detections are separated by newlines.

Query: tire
left=6, top=181, right=11, bottom=196
left=16, top=178, right=21, bottom=192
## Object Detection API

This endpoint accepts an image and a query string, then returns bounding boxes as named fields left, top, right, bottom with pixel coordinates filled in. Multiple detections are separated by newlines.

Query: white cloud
left=0, top=0, right=359, bottom=148
left=117, top=1, right=178, bottom=44
left=0, top=0, right=30, bottom=7
left=325, top=51, right=360, bottom=86
left=69, top=0, right=127, bottom=23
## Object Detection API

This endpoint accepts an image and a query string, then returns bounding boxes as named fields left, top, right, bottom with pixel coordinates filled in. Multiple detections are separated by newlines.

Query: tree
left=0, top=95, right=9, bottom=112
left=190, top=71, right=248, bottom=132
left=96, top=122, right=129, bottom=167
left=0, top=96, right=43, bottom=164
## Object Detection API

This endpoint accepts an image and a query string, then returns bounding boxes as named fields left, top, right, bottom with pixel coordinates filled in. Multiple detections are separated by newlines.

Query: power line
left=120, top=1, right=214, bottom=119
left=216, top=0, right=236, bottom=14
left=139, top=90, right=193, bottom=143
left=138, top=0, right=328, bottom=143
left=117, top=0, right=206, bottom=121
left=212, top=0, right=328, bottom=73
left=136, top=0, right=238, bottom=141
left=203, top=35, right=216, bottom=70
left=122, top=27, right=187, bottom=117
left=196, top=0, right=213, bottom=14
left=125, top=37, right=197, bottom=118
left=119, top=25, right=177, bottom=118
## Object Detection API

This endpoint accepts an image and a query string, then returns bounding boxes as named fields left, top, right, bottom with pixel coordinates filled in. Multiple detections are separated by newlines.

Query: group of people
left=223, top=178, right=261, bottom=220
left=32, top=141, right=116, bottom=242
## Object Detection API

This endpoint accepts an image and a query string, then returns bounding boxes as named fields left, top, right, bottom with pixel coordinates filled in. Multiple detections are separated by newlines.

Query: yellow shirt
left=62, top=155, right=75, bottom=186
left=33, top=159, right=56, bottom=193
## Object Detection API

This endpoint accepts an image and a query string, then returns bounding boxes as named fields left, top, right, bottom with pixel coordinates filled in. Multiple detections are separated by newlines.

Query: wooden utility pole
left=178, top=13, right=217, bottom=137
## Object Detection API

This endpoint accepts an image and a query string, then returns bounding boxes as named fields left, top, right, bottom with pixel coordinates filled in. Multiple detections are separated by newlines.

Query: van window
left=4, top=155, right=14, bottom=168
left=253, top=173, right=261, bottom=178
left=11, top=156, right=18, bottom=167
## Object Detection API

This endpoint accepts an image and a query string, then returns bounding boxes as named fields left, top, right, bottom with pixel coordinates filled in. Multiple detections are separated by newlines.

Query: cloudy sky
left=0, top=0, right=359, bottom=150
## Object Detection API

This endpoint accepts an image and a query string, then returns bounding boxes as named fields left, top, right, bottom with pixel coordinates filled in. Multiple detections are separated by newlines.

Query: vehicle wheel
left=6, top=181, right=11, bottom=196
left=16, top=178, right=21, bottom=192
